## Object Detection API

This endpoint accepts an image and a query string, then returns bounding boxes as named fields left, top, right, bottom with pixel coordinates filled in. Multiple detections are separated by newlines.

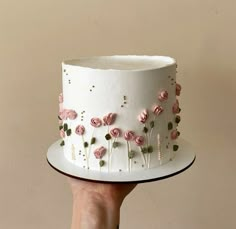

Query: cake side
left=58, top=56, right=181, bottom=172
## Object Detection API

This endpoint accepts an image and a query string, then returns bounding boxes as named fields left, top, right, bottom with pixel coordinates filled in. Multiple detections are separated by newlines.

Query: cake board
left=47, top=138, right=195, bottom=183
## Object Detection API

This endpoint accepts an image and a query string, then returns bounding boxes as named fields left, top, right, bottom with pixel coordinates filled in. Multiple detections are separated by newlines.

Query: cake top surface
left=63, top=55, right=176, bottom=71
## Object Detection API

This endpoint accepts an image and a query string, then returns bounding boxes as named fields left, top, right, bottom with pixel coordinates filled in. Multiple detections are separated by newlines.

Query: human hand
left=68, top=177, right=137, bottom=206
left=68, top=177, right=137, bottom=229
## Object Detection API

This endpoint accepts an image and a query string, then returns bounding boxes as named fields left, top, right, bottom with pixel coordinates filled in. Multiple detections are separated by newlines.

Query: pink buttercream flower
left=59, top=93, right=63, bottom=103
left=124, top=131, right=135, bottom=141
left=75, top=125, right=85, bottom=135
left=90, top=118, right=102, bottom=127
left=103, top=113, right=116, bottom=125
left=176, top=83, right=182, bottom=96
left=158, top=90, right=168, bottom=101
left=135, top=136, right=145, bottom=146
left=59, top=110, right=67, bottom=120
left=172, top=100, right=180, bottom=114
left=171, top=130, right=179, bottom=140
left=110, top=128, right=121, bottom=138
left=153, top=105, right=164, bottom=116
left=60, top=129, right=65, bottom=138
left=59, top=109, right=77, bottom=120
left=67, top=110, right=77, bottom=120
left=94, top=146, right=106, bottom=159
left=138, top=109, right=149, bottom=123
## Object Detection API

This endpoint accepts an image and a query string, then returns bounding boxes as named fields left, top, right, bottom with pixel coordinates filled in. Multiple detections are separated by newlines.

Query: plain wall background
left=0, top=0, right=235, bottom=228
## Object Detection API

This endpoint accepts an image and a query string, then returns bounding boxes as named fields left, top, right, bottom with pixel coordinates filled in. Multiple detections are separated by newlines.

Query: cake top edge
left=62, top=55, right=176, bottom=71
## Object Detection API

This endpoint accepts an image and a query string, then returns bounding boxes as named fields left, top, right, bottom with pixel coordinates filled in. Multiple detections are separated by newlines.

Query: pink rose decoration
left=138, top=109, right=148, bottom=123
left=59, top=93, right=63, bottom=103
left=176, top=83, right=182, bottom=96
left=59, top=109, right=77, bottom=120
left=103, top=113, right=116, bottom=125
left=94, top=146, right=106, bottom=159
left=67, top=110, right=77, bottom=120
left=60, top=129, right=65, bottom=138
left=153, top=105, right=164, bottom=116
left=75, top=125, right=85, bottom=135
left=158, top=90, right=168, bottom=101
left=91, top=117, right=102, bottom=127
left=59, top=110, right=67, bottom=120
left=124, top=131, right=135, bottom=141
left=171, top=130, right=179, bottom=140
left=172, top=100, right=180, bottom=114
left=110, top=128, right=121, bottom=138
left=135, top=136, right=145, bottom=146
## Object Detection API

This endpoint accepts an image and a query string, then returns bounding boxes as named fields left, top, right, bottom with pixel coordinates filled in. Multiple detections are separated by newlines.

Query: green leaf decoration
left=143, top=126, right=148, bottom=133
left=141, top=147, right=148, bottom=154
left=168, top=122, right=173, bottom=130
left=112, top=142, right=119, bottom=148
left=150, top=121, right=155, bottom=128
left=66, top=129, right=71, bottom=136
left=59, top=125, right=63, bottom=130
left=147, top=145, right=153, bottom=153
left=173, top=145, right=179, bottom=151
left=177, top=131, right=180, bottom=136
left=128, top=150, right=135, bottom=159
left=179, top=108, right=181, bottom=113
left=60, top=140, right=65, bottom=146
left=58, top=115, right=62, bottom=120
left=175, top=116, right=181, bottom=124
left=105, top=133, right=111, bottom=140
left=84, top=142, right=88, bottom=148
left=99, top=160, right=105, bottom=167
left=63, top=123, right=68, bottom=131
left=90, top=137, right=96, bottom=144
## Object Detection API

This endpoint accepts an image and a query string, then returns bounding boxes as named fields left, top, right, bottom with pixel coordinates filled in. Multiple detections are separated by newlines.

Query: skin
left=68, top=178, right=137, bottom=229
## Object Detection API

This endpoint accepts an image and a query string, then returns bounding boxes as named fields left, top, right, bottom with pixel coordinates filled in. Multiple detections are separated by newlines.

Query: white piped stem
left=157, top=134, right=162, bottom=165
left=139, top=147, right=146, bottom=167
left=107, top=126, right=110, bottom=172
left=88, top=128, right=95, bottom=159
left=127, top=141, right=130, bottom=172
left=82, top=135, right=89, bottom=169
left=109, top=138, right=116, bottom=170
left=148, top=153, right=151, bottom=168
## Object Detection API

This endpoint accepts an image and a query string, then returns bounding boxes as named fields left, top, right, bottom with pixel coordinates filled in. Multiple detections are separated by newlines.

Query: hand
left=68, top=177, right=137, bottom=206
left=68, top=177, right=137, bottom=229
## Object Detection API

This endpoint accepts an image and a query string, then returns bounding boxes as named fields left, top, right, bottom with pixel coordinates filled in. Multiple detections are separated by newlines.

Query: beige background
left=0, top=0, right=235, bottom=228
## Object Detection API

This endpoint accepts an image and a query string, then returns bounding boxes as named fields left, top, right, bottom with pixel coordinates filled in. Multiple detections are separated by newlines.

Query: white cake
left=58, top=55, right=181, bottom=173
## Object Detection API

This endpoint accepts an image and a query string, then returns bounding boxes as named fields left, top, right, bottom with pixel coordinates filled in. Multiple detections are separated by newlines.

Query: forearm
left=71, top=191, right=120, bottom=229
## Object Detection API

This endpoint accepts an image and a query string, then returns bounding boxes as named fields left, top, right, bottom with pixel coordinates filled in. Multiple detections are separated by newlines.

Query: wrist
left=73, top=187, right=123, bottom=209
left=72, top=191, right=120, bottom=229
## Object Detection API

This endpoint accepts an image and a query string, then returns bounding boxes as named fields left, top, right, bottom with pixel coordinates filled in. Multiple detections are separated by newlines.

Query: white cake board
left=47, top=138, right=195, bottom=183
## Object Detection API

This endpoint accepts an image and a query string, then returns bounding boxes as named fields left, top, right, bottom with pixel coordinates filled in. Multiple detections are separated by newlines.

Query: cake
left=58, top=55, right=181, bottom=173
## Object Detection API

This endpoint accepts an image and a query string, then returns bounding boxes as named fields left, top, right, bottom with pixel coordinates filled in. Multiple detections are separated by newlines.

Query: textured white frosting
left=60, top=55, right=180, bottom=173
